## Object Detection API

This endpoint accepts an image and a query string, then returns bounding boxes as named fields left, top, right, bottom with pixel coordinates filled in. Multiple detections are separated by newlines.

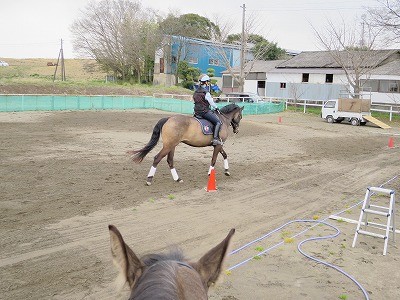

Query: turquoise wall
left=0, top=95, right=284, bottom=115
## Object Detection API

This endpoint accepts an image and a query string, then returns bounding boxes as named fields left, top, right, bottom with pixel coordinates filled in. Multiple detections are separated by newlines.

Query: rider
left=193, top=74, right=223, bottom=146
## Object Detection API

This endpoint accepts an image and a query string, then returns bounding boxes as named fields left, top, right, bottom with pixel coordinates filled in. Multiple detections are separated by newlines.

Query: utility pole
left=53, top=39, right=66, bottom=82
left=239, top=4, right=246, bottom=92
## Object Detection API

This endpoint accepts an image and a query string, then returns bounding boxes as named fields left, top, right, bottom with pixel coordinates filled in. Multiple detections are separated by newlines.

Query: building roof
left=276, top=49, right=400, bottom=69
left=222, top=59, right=285, bottom=74
left=370, top=59, right=400, bottom=76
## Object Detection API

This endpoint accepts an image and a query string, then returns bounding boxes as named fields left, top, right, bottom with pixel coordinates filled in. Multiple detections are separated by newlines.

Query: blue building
left=153, top=35, right=253, bottom=87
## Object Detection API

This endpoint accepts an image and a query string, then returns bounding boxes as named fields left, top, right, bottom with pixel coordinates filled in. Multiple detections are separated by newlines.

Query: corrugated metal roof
left=370, top=60, right=400, bottom=76
left=276, top=49, right=399, bottom=69
left=222, top=60, right=285, bottom=74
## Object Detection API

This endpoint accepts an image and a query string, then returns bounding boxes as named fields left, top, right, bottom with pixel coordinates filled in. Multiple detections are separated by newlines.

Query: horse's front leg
left=208, top=145, right=222, bottom=175
left=167, top=148, right=183, bottom=183
left=219, top=148, right=230, bottom=176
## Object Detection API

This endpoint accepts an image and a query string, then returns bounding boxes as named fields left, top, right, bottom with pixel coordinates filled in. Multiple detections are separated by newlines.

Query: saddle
left=194, top=115, right=214, bottom=135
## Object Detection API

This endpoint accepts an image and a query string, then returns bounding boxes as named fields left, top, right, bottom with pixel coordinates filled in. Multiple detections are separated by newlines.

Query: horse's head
left=230, top=106, right=244, bottom=134
left=220, top=104, right=244, bottom=134
left=109, top=225, right=235, bottom=300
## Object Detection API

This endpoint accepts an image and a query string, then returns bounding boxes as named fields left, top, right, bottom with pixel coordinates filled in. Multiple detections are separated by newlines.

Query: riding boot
left=212, top=123, right=223, bottom=145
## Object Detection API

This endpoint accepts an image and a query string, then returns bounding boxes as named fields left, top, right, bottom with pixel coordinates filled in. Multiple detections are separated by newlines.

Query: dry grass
left=0, top=58, right=106, bottom=81
left=0, top=58, right=190, bottom=96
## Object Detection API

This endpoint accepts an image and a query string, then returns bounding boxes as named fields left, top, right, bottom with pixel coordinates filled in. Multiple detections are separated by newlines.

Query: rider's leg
left=203, top=111, right=223, bottom=145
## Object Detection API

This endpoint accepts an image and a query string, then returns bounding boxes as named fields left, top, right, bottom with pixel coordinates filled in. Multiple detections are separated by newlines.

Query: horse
left=127, top=103, right=244, bottom=185
left=108, top=225, right=235, bottom=300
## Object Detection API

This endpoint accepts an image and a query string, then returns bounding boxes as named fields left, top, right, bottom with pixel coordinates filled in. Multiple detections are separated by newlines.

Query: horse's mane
left=131, top=249, right=188, bottom=300
left=220, top=103, right=240, bottom=114
left=141, top=248, right=186, bottom=267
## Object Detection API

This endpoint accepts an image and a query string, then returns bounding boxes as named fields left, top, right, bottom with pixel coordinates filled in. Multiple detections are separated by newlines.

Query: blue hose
left=227, top=174, right=399, bottom=299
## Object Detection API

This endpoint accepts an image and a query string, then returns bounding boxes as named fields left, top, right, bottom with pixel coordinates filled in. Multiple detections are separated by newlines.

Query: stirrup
left=212, top=138, right=223, bottom=146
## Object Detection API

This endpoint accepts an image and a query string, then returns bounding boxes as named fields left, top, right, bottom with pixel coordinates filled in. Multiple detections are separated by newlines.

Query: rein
left=216, top=109, right=240, bottom=131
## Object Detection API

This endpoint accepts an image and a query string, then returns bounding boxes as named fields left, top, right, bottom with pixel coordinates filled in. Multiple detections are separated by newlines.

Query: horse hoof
left=224, top=170, right=231, bottom=176
left=176, top=178, right=183, bottom=183
left=146, top=181, right=152, bottom=186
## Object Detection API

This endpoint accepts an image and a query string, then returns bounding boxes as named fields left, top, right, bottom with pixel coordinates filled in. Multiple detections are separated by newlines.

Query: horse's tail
left=127, top=117, right=169, bottom=163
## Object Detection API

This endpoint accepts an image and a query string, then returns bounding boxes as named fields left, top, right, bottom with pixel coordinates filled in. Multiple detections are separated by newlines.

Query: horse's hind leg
left=219, top=148, right=230, bottom=176
left=146, top=147, right=170, bottom=186
left=167, top=148, right=183, bottom=183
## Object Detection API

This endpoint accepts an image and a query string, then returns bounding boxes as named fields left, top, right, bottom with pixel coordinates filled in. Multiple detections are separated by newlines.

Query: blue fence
left=0, top=95, right=284, bottom=115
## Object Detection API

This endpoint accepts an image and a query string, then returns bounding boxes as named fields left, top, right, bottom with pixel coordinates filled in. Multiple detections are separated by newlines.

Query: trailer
left=321, top=98, right=391, bottom=128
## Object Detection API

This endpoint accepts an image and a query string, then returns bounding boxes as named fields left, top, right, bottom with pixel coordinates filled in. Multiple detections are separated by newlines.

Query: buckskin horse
left=109, top=225, right=235, bottom=300
left=127, top=103, right=244, bottom=185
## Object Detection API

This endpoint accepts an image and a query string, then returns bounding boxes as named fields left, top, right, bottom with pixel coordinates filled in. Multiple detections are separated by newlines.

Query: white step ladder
left=352, top=187, right=396, bottom=255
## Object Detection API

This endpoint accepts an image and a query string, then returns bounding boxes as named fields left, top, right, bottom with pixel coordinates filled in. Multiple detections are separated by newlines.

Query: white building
left=222, top=49, right=400, bottom=104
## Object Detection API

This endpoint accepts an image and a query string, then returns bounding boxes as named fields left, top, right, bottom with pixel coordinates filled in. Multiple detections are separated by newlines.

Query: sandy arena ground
left=0, top=109, right=399, bottom=300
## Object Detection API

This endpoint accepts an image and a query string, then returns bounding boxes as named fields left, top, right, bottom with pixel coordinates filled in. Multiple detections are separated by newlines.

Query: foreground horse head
left=109, top=225, right=235, bottom=300
left=127, top=104, right=244, bottom=185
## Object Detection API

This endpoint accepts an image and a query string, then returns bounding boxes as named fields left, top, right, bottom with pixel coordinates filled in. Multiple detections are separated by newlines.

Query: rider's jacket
left=193, top=86, right=210, bottom=114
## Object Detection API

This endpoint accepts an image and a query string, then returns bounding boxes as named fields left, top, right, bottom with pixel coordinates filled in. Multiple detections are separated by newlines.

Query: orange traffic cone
left=388, top=137, right=394, bottom=148
left=207, top=168, right=217, bottom=192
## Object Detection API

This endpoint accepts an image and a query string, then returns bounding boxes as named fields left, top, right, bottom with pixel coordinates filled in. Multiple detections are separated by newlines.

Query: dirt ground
left=0, top=109, right=399, bottom=300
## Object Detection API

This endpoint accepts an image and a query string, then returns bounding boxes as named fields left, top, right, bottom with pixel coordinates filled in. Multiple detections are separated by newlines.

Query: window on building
left=159, top=58, right=164, bottom=73
left=257, top=81, right=266, bottom=88
left=379, top=80, right=389, bottom=92
left=361, top=79, right=400, bottom=93
left=325, top=74, right=333, bottom=83
left=188, top=57, right=198, bottom=64
left=361, top=79, right=379, bottom=92
left=302, top=73, right=309, bottom=83
left=223, top=75, right=233, bottom=88
left=280, top=82, right=286, bottom=89
left=209, top=58, right=220, bottom=66
left=389, top=81, right=399, bottom=92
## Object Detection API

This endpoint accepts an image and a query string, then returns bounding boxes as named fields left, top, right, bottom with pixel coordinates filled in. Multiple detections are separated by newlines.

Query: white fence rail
left=262, top=97, right=400, bottom=121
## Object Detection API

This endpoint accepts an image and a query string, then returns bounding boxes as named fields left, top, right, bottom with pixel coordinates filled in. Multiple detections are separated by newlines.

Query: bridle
left=230, top=110, right=242, bottom=132
left=216, top=107, right=242, bottom=133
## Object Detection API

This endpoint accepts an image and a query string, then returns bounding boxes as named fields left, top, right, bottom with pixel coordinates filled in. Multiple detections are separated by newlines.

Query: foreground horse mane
left=109, top=225, right=235, bottom=300
left=141, top=249, right=186, bottom=267
left=220, top=103, right=240, bottom=114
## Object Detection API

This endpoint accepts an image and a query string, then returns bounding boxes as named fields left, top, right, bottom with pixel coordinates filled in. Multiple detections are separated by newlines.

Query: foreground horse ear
left=109, top=225, right=144, bottom=289
left=194, top=228, right=235, bottom=288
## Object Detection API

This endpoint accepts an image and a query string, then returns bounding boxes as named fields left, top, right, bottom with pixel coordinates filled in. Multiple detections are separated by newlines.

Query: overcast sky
left=0, top=0, right=388, bottom=59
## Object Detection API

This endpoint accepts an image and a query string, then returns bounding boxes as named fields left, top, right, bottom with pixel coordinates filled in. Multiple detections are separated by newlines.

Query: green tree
left=177, top=61, right=200, bottom=89
left=159, top=13, right=220, bottom=39
left=225, top=33, right=286, bottom=60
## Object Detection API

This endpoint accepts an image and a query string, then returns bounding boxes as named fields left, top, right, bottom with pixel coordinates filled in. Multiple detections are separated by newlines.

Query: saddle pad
left=194, top=117, right=214, bottom=135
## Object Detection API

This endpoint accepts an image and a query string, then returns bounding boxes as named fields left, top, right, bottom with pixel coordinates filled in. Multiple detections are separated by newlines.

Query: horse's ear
left=109, top=225, right=144, bottom=289
left=193, top=229, right=235, bottom=288
left=240, top=106, right=244, bottom=111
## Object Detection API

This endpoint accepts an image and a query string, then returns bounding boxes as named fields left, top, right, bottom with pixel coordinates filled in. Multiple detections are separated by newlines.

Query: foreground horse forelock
left=127, top=104, right=244, bottom=185
left=109, top=225, right=235, bottom=300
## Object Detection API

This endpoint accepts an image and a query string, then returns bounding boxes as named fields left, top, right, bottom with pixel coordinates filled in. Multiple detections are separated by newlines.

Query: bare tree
left=313, top=18, right=383, bottom=98
left=71, top=0, right=161, bottom=82
left=208, top=11, right=279, bottom=92
left=367, top=0, right=400, bottom=45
